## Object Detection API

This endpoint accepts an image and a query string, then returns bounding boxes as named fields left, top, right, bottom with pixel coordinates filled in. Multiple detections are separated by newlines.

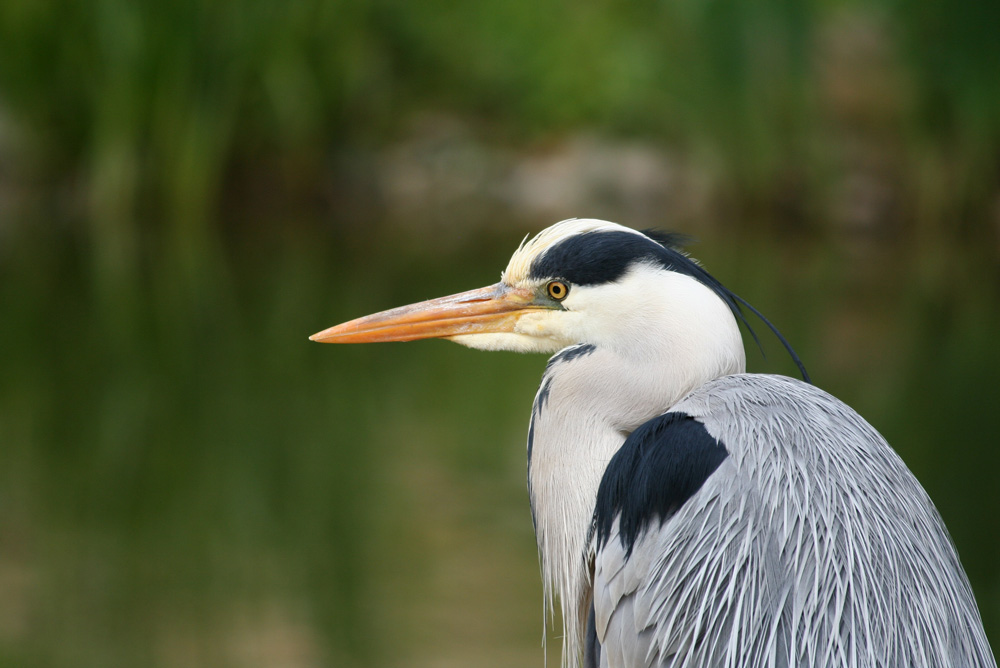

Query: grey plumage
left=592, top=374, right=993, bottom=667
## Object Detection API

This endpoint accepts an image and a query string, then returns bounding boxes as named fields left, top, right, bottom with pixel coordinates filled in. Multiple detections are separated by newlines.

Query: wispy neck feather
left=527, top=269, right=745, bottom=667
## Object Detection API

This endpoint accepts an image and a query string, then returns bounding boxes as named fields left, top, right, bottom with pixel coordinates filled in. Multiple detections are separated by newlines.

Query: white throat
left=526, top=267, right=746, bottom=666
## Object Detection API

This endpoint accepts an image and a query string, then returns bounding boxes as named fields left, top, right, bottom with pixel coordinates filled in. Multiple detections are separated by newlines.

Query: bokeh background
left=1, top=1, right=998, bottom=666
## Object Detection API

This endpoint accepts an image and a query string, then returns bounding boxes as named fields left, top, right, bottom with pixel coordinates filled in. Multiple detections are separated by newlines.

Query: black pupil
left=551, top=282, right=564, bottom=297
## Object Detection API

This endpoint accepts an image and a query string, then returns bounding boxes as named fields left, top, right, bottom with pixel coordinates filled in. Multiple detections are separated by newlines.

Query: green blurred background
left=0, top=0, right=998, bottom=665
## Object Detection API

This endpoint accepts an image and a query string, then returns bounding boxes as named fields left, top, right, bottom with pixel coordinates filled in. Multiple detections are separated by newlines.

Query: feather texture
left=592, top=375, right=994, bottom=667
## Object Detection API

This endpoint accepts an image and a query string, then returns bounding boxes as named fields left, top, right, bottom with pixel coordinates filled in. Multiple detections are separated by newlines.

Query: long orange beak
left=310, top=283, right=544, bottom=343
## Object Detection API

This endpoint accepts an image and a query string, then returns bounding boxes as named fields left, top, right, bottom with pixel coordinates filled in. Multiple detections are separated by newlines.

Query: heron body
left=311, top=219, right=995, bottom=667
left=590, top=374, right=988, bottom=667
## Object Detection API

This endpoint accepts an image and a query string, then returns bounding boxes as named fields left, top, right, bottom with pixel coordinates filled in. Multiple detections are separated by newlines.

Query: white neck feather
left=527, top=267, right=745, bottom=666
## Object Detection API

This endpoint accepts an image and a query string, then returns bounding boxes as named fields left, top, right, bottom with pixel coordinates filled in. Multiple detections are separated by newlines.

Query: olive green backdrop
left=0, top=1, right=997, bottom=666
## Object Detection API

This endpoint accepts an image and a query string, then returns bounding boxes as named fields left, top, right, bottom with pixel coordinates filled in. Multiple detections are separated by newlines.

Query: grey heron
left=311, top=219, right=995, bottom=667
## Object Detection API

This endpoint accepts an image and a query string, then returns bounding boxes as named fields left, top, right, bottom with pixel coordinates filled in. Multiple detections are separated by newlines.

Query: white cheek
left=447, top=332, right=556, bottom=352
left=515, top=311, right=582, bottom=343
left=445, top=310, right=580, bottom=353
left=513, top=311, right=554, bottom=337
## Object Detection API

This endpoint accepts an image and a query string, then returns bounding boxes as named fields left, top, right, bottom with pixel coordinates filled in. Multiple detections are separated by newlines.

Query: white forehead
left=501, top=218, right=646, bottom=284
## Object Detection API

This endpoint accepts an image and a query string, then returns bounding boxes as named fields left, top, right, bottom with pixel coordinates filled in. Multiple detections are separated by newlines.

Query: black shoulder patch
left=594, top=411, right=728, bottom=557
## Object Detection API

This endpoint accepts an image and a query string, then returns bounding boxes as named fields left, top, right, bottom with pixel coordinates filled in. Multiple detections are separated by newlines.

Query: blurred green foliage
left=1, top=0, right=998, bottom=241
left=0, top=0, right=998, bottom=666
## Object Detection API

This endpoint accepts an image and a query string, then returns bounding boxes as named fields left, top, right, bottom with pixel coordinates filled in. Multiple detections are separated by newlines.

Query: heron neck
left=527, top=316, right=744, bottom=665
left=528, top=350, right=622, bottom=667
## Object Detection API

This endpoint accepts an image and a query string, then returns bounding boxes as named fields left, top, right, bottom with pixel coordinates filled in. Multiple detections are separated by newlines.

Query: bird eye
left=546, top=280, right=569, bottom=301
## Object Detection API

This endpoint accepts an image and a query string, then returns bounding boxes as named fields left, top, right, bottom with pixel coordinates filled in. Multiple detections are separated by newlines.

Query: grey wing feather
left=592, top=374, right=995, bottom=668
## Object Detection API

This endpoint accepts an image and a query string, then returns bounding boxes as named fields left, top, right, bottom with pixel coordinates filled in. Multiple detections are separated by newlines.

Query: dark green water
left=0, top=219, right=997, bottom=666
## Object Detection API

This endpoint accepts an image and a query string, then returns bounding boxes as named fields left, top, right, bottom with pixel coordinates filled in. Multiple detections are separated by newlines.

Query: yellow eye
left=546, top=280, right=569, bottom=301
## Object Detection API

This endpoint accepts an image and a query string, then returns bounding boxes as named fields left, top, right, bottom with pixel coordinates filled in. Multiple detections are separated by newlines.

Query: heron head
left=310, top=219, right=806, bottom=379
left=308, top=220, right=673, bottom=352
